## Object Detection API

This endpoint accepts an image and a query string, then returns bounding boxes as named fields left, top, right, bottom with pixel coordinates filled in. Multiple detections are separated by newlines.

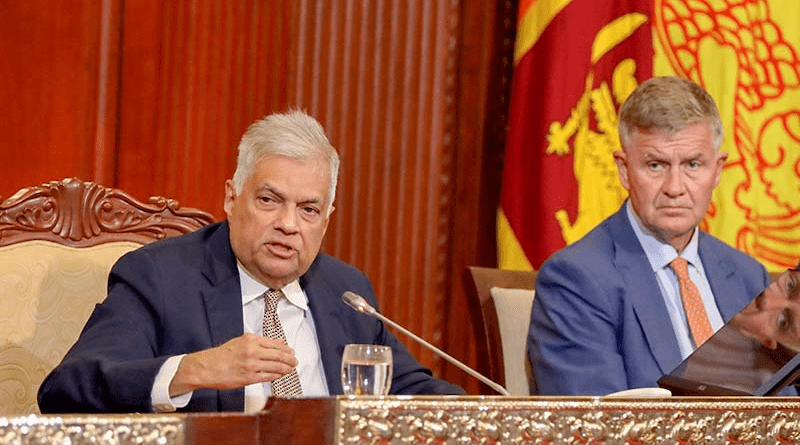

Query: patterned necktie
left=670, top=257, right=714, bottom=346
left=263, top=288, right=303, bottom=397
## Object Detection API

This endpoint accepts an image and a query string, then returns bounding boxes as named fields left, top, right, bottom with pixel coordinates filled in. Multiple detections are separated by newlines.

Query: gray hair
left=232, top=110, right=340, bottom=215
left=618, top=76, right=724, bottom=151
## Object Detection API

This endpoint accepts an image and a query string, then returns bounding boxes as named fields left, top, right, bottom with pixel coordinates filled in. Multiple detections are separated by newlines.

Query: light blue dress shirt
left=625, top=202, right=724, bottom=359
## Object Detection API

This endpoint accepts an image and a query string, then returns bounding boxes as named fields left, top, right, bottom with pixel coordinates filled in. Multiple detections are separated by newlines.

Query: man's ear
left=713, top=151, right=729, bottom=188
left=614, top=151, right=631, bottom=191
left=223, top=180, right=236, bottom=217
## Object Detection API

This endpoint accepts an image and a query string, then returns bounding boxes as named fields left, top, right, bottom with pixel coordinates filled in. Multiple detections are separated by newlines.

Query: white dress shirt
left=625, top=201, right=724, bottom=359
left=151, top=263, right=329, bottom=413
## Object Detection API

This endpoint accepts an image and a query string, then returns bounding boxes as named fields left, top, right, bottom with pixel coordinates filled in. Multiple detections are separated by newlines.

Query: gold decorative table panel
left=0, top=414, right=185, bottom=445
left=334, top=396, right=800, bottom=445
left=3, top=397, right=800, bottom=445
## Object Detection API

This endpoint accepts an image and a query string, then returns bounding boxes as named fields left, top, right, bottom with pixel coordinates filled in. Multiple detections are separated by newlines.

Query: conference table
left=4, top=396, right=800, bottom=444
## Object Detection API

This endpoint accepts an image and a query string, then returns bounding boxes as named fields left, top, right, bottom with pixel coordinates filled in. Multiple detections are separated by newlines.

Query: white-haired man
left=39, top=110, right=464, bottom=413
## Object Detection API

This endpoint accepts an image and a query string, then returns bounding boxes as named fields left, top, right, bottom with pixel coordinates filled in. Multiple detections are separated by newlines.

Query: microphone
left=342, top=291, right=510, bottom=396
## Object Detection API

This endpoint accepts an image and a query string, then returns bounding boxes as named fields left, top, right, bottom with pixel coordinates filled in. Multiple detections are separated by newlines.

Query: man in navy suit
left=38, top=111, right=463, bottom=413
left=528, top=77, right=771, bottom=395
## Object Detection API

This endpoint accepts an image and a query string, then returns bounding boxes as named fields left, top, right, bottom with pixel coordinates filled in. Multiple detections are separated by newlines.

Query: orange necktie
left=670, top=257, right=713, bottom=346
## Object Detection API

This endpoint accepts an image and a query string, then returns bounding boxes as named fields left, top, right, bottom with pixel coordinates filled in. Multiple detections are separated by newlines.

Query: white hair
left=232, top=110, right=340, bottom=215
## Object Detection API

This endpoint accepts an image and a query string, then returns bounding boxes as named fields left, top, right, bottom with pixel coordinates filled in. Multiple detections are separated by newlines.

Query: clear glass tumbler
left=341, top=344, right=393, bottom=395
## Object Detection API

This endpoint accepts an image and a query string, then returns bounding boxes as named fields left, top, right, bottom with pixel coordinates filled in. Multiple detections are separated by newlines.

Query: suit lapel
left=200, top=222, right=245, bottom=411
left=699, top=234, right=745, bottom=320
left=301, top=256, right=346, bottom=395
left=609, top=209, right=683, bottom=374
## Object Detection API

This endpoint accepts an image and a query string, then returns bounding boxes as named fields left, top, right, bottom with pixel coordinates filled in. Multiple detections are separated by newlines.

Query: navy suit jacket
left=38, top=222, right=462, bottom=413
left=528, top=204, right=770, bottom=395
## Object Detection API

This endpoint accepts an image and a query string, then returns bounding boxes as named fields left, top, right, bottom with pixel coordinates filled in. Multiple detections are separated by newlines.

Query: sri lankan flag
left=499, top=0, right=800, bottom=273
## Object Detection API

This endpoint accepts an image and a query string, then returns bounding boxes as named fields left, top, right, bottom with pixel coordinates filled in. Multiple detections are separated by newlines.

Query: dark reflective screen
left=659, top=269, right=800, bottom=396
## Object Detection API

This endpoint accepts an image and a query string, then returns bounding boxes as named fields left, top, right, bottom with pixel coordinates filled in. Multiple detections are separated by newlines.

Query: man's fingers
left=256, top=338, right=299, bottom=367
left=253, top=363, right=297, bottom=382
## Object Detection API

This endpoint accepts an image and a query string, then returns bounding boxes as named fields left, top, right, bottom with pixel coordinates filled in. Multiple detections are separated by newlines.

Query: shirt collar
left=625, top=200, right=701, bottom=272
left=237, top=262, right=308, bottom=310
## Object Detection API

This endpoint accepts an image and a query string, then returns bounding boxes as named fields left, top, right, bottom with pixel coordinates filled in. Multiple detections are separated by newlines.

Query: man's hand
left=169, top=333, right=298, bottom=396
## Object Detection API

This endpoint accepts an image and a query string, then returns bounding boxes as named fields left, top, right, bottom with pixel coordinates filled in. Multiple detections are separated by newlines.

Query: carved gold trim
left=336, top=396, right=800, bottom=444
left=0, top=414, right=185, bottom=445
left=0, top=178, right=214, bottom=247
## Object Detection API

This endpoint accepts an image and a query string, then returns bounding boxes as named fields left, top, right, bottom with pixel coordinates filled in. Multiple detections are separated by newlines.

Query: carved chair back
left=0, top=178, right=214, bottom=414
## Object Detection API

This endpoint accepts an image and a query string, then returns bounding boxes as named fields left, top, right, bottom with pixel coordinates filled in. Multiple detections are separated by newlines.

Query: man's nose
left=275, top=205, right=299, bottom=232
left=761, top=336, right=778, bottom=350
left=662, top=167, right=685, bottom=196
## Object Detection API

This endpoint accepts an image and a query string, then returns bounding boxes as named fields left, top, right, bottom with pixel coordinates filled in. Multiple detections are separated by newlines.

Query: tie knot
left=265, top=289, right=283, bottom=309
left=670, top=257, right=690, bottom=278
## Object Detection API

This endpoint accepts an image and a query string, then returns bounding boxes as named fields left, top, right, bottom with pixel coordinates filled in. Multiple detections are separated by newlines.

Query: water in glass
left=341, top=344, right=392, bottom=395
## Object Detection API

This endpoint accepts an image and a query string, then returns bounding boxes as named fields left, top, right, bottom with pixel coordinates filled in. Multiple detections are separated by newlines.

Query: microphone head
left=342, top=291, right=375, bottom=315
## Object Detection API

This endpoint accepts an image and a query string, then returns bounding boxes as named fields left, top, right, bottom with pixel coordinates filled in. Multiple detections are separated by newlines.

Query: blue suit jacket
left=528, top=205, right=770, bottom=395
left=38, top=222, right=462, bottom=413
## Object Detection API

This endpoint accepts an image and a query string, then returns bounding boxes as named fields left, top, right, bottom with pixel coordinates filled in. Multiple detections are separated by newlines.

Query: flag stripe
left=514, top=0, right=573, bottom=64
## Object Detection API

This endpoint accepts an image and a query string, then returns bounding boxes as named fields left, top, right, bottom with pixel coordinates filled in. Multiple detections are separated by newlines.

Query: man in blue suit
left=528, top=77, right=771, bottom=395
left=38, top=110, right=463, bottom=413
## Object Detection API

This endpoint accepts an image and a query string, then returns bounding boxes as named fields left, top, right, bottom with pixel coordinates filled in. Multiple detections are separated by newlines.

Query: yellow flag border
left=497, top=209, right=535, bottom=271
left=514, top=0, right=573, bottom=64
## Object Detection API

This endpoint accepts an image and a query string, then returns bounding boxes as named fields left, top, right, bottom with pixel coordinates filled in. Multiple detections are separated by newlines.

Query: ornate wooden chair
left=0, top=178, right=214, bottom=414
left=466, top=266, right=537, bottom=395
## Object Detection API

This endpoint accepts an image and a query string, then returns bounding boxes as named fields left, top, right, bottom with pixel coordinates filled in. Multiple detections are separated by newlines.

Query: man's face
left=224, top=155, right=332, bottom=289
left=614, top=123, right=728, bottom=251
left=734, top=269, right=800, bottom=350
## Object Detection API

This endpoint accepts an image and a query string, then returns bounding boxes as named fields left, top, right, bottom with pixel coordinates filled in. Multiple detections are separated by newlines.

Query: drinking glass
left=341, top=344, right=393, bottom=395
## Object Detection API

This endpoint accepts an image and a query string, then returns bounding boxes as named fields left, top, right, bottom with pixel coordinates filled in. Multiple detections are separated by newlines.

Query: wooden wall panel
left=115, top=0, right=293, bottom=217
left=0, top=0, right=119, bottom=194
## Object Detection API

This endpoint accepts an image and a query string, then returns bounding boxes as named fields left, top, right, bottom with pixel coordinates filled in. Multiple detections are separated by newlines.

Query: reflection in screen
left=669, top=268, right=800, bottom=395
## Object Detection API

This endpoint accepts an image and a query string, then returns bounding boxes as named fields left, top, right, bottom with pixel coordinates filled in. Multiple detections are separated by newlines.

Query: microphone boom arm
left=370, top=310, right=510, bottom=396
left=342, top=291, right=509, bottom=396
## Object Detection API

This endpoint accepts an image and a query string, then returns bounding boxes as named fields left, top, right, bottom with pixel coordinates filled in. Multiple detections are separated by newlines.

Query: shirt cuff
left=151, top=354, right=192, bottom=412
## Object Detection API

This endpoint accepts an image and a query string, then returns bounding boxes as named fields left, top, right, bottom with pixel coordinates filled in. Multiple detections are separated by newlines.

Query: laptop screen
left=658, top=267, right=800, bottom=396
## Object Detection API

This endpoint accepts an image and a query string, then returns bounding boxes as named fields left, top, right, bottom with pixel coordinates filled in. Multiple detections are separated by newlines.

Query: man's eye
left=778, top=310, right=790, bottom=331
left=647, top=162, right=662, bottom=170
left=687, top=160, right=701, bottom=169
left=302, top=206, right=320, bottom=215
